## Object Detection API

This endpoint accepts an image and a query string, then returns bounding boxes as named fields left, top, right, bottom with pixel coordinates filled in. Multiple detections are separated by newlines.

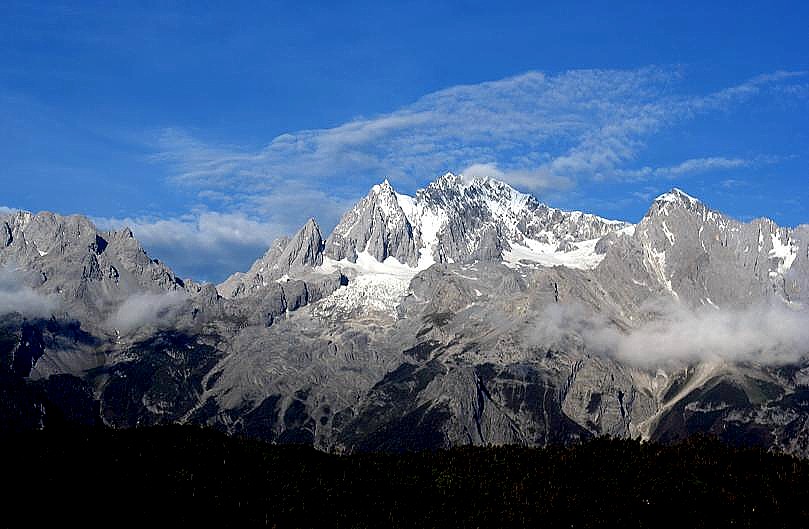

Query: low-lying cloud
left=0, top=267, right=58, bottom=318
left=529, top=299, right=809, bottom=368
left=106, top=291, right=188, bottom=334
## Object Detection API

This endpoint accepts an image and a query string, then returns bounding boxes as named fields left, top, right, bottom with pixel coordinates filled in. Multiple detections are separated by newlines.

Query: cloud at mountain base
left=528, top=299, right=809, bottom=368
left=106, top=291, right=188, bottom=334
left=0, top=267, right=59, bottom=318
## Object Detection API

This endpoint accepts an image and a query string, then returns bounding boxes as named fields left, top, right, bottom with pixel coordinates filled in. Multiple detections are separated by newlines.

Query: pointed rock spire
left=325, top=178, right=420, bottom=266
left=217, top=218, right=326, bottom=298
left=278, top=218, right=324, bottom=271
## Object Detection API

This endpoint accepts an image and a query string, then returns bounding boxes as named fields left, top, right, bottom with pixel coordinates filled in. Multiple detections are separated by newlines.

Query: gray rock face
left=0, top=211, right=201, bottom=323
left=597, top=188, right=809, bottom=310
left=219, top=218, right=325, bottom=299
left=325, top=180, right=420, bottom=266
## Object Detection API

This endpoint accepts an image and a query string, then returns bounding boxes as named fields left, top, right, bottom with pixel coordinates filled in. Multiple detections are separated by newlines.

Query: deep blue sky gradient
left=1, top=1, right=807, bottom=280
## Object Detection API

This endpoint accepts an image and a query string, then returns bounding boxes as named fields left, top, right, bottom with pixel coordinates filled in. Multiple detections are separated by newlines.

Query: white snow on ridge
left=769, top=232, right=798, bottom=276
left=394, top=191, right=445, bottom=270
left=655, top=188, right=700, bottom=207
left=503, top=236, right=606, bottom=271
left=315, top=251, right=424, bottom=318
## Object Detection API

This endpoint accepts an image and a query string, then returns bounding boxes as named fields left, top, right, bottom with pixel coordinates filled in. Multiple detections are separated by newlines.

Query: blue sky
left=1, top=1, right=808, bottom=282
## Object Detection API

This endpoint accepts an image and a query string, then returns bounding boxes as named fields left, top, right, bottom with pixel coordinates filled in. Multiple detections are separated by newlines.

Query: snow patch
left=661, top=221, right=675, bottom=245
left=769, top=233, right=798, bottom=275
left=313, top=274, right=410, bottom=318
left=503, top=236, right=606, bottom=271
left=316, top=251, right=423, bottom=317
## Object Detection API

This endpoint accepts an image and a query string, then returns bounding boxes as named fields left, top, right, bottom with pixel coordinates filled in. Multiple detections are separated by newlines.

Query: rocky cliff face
left=323, top=173, right=630, bottom=269
left=219, top=218, right=327, bottom=299
left=4, top=175, right=809, bottom=457
left=325, top=180, right=421, bottom=266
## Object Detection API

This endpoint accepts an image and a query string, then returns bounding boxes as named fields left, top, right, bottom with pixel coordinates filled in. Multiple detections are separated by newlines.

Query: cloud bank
left=0, top=267, right=58, bottom=318
left=106, top=291, right=188, bottom=334
left=94, top=211, right=285, bottom=283
left=529, top=299, right=809, bottom=368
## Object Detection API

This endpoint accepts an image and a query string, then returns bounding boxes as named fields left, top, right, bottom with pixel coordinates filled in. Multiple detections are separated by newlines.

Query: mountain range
left=3, top=172, right=809, bottom=455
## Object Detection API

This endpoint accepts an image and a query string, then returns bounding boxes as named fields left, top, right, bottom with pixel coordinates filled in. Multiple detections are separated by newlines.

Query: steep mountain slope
left=628, top=189, right=808, bottom=307
left=3, top=174, right=809, bottom=457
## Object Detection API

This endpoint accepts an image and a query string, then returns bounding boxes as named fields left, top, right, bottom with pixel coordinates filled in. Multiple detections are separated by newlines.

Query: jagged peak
left=654, top=188, right=701, bottom=207
left=429, top=171, right=467, bottom=189
left=301, top=217, right=321, bottom=232
left=423, top=170, right=535, bottom=211
left=371, top=178, right=396, bottom=195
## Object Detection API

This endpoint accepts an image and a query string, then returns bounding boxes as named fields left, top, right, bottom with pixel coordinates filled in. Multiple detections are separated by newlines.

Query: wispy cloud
left=614, top=156, right=753, bottom=181
left=153, top=68, right=806, bottom=203
left=460, top=162, right=575, bottom=192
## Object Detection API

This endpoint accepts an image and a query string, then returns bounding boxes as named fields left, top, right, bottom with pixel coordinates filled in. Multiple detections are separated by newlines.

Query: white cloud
left=94, top=211, right=283, bottom=283
left=614, top=157, right=752, bottom=181
left=527, top=299, right=809, bottom=368
left=153, top=67, right=806, bottom=203
left=0, top=267, right=59, bottom=318
left=106, top=291, right=188, bottom=335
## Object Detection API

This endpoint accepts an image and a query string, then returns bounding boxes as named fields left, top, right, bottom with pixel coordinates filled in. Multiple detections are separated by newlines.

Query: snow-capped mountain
left=630, top=188, right=809, bottom=307
left=4, top=173, right=809, bottom=457
left=225, top=172, right=631, bottom=317
left=323, top=172, right=630, bottom=271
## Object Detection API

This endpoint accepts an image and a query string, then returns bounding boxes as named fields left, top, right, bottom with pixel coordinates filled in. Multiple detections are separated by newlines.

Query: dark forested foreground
left=3, top=426, right=808, bottom=528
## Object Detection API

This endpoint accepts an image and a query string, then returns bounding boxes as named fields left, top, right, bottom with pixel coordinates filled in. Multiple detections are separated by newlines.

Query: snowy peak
left=229, top=170, right=631, bottom=314
left=324, top=179, right=420, bottom=266
left=326, top=172, right=630, bottom=270
left=647, top=188, right=706, bottom=219
left=372, top=178, right=394, bottom=194
left=419, top=171, right=534, bottom=212
left=655, top=188, right=700, bottom=205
